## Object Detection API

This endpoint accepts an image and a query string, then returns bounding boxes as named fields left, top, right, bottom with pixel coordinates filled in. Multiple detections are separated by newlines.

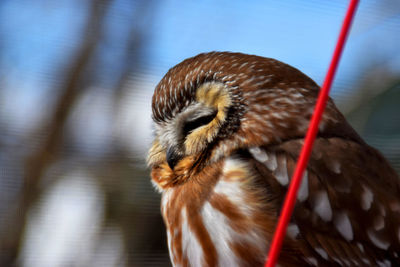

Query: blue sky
left=0, top=0, right=400, bottom=79
left=1, top=0, right=399, bottom=81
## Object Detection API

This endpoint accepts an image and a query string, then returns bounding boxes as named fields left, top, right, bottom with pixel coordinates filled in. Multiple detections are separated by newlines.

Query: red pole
left=265, top=1, right=359, bottom=266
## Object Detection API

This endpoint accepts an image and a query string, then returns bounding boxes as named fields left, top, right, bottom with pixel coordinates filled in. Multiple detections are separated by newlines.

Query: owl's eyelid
left=183, top=110, right=217, bottom=137
left=186, top=108, right=217, bottom=123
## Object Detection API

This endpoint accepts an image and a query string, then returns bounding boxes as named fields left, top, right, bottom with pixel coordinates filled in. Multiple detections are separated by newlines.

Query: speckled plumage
left=147, top=52, right=400, bottom=266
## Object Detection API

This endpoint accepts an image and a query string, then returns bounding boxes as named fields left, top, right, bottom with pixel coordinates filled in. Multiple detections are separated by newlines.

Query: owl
left=147, top=52, right=400, bottom=266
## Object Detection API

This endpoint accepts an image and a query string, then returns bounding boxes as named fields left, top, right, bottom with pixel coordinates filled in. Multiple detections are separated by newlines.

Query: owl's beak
left=166, top=146, right=181, bottom=170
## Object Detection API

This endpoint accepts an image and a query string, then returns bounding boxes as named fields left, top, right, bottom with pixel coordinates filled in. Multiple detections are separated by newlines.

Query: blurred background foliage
left=0, top=0, right=399, bottom=266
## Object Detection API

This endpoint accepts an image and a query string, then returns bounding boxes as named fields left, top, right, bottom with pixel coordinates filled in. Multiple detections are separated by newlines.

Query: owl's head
left=147, top=52, right=345, bottom=179
left=149, top=80, right=241, bottom=169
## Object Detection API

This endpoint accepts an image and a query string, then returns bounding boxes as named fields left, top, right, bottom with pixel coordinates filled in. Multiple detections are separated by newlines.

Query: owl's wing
left=248, top=137, right=400, bottom=266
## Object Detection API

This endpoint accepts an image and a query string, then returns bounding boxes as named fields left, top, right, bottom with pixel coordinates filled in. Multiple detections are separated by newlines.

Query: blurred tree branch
left=0, top=0, right=111, bottom=265
left=111, top=0, right=156, bottom=104
left=97, top=1, right=172, bottom=265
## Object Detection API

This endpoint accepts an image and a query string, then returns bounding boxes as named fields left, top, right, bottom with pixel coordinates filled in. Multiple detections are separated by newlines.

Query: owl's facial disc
left=165, top=103, right=217, bottom=169
left=149, top=82, right=233, bottom=170
left=183, top=82, right=232, bottom=152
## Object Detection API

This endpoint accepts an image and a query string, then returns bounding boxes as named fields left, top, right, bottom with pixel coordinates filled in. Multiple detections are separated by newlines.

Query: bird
left=147, top=52, right=400, bottom=266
